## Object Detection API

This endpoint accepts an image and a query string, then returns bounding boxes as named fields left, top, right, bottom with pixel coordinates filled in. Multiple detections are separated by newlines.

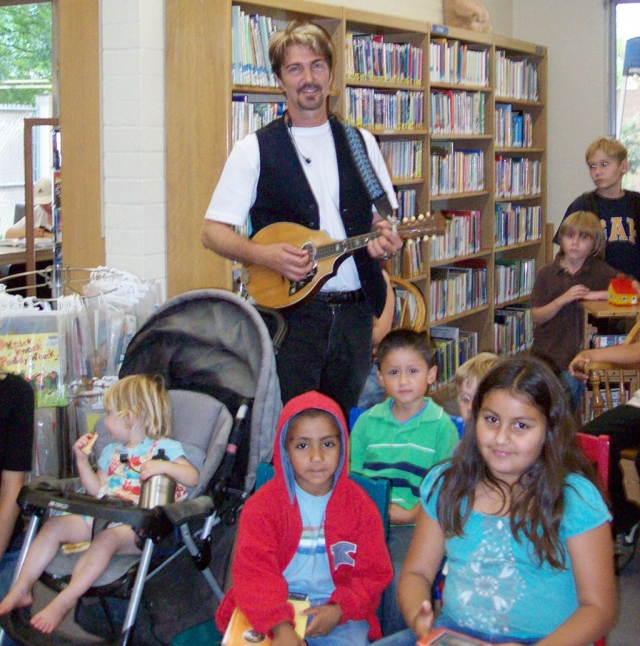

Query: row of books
left=345, top=33, right=423, bottom=85
left=495, top=104, right=534, bottom=148
left=430, top=325, right=479, bottom=389
left=346, top=88, right=425, bottom=130
left=494, top=304, right=533, bottom=356
left=430, top=144, right=485, bottom=196
left=590, top=334, right=627, bottom=348
left=494, top=204, right=542, bottom=248
left=495, top=258, right=536, bottom=304
left=429, top=261, right=488, bottom=322
left=380, top=140, right=423, bottom=180
left=391, top=237, right=426, bottom=278
left=429, top=39, right=489, bottom=87
left=429, top=209, right=482, bottom=261
left=397, top=189, right=417, bottom=221
left=231, top=98, right=285, bottom=144
left=231, top=8, right=279, bottom=87
left=495, top=51, right=539, bottom=101
left=495, top=155, right=542, bottom=198
left=430, top=90, right=486, bottom=135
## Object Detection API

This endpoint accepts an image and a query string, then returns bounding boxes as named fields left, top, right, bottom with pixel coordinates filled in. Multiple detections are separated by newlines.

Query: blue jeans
left=560, top=370, right=585, bottom=412
left=0, top=551, right=21, bottom=646
left=277, top=299, right=373, bottom=416
left=381, top=525, right=414, bottom=636
left=305, top=619, right=370, bottom=646
left=357, top=364, right=386, bottom=409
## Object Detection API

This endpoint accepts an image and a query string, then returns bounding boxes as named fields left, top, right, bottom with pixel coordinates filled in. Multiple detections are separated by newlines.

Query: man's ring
left=382, top=254, right=389, bottom=260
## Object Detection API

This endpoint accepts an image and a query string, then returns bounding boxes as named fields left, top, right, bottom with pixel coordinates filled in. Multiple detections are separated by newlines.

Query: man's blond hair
left=269, top=21, right=335, bottom=79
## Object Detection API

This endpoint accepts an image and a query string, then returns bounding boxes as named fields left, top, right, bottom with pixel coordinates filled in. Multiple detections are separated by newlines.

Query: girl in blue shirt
left=377, top=356, right=617, bottom=646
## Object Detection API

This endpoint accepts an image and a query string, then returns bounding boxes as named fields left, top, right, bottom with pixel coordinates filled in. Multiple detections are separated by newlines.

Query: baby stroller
left=0, top=289, right=285, bottom=646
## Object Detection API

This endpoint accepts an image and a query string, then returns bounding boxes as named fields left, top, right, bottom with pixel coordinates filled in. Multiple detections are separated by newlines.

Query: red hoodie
left=215, top=391, right=393, bottom=640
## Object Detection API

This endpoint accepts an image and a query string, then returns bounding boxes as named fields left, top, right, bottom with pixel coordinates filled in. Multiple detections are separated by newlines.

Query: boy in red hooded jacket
left=216, top=391, right=393, bottom=645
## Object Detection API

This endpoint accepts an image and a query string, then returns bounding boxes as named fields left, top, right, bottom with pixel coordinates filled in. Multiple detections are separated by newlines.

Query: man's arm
left=0, top=470, right=26, bottom=560
left=201, top=220, right=313, bottom=282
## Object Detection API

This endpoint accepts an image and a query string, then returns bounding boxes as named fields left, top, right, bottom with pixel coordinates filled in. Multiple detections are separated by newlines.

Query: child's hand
left=271, top=621, right=306, bottom=646
left=73, top=434, right=95, bottom=461
left=561, top=284, right=591, bottom=304
left=139, top=459, right=172, bottom=481
left=302, top=603, right=342, bottom=638
left=410, top=600, right=434, bottom=639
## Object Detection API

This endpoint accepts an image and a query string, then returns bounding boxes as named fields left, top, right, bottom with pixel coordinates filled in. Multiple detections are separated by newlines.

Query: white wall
left=513, top=0, right=609, bottom=232
left=101, top=0, right=166, bottom=293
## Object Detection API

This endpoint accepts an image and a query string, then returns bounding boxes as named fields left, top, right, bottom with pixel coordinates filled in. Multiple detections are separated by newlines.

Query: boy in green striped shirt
left=349, top=329, right=459, bottom=636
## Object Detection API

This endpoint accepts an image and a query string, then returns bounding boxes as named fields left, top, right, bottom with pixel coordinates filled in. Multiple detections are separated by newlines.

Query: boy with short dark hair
left=216, top=391, right=393, bottom=646
left=555, top=136, right=640, bottom=280
left=349, top=329, right=459, bottom=635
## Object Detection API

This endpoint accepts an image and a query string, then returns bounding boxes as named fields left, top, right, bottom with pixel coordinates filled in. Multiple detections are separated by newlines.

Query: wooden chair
left=389, top=275, right=427, bottom=332
left=580, top=321, right=640, bottom=502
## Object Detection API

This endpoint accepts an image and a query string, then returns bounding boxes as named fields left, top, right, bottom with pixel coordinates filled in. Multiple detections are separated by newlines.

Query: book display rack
left=166, top=1, right=547, bottom=394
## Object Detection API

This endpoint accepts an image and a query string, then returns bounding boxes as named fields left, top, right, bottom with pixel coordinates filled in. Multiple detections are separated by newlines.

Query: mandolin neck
left=315, top=230, right=381, bottom=261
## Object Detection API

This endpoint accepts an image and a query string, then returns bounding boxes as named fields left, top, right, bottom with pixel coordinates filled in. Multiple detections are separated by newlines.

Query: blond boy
left=555, top=137, right=640, bottom=280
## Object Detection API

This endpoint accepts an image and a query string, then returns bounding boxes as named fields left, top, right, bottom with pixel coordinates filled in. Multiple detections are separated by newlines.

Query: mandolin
left=243, top=212, right=448, bottom=310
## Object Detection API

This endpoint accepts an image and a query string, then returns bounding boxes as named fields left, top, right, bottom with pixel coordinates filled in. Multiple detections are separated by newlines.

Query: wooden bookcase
left=165, top=1, right=548, bottom=390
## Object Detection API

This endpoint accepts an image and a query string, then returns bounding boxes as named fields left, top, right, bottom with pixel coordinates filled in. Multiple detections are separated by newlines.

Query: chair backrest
left=14, top=203, right=25, bottom=224
left=575, top=432, right=610, bottom=489
left=389, top=275, right=427, bottom=332
left=254, top=463, right=390, bottom=537
left=582, top=321, right=640, bottom=422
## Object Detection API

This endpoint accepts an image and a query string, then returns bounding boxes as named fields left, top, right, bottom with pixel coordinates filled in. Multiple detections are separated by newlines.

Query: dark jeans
left=381, top=525, right=414, bottom=636
left=581, top=404, right=640, bottom=535
left=276, top=298, right=373, bottom=417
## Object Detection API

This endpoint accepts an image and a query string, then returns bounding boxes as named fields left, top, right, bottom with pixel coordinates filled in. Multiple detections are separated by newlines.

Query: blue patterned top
left=422, top=463, right=610, bottom=642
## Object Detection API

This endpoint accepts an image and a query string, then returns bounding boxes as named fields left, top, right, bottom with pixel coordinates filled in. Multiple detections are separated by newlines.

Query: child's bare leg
left=0, top=514, right=90, bottom=616
left=30, top=524, right=139, bottom=634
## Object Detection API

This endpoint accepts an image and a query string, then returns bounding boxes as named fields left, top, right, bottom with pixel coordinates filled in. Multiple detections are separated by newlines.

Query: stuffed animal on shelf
left=443, top=0, right=492, bottom=33
left=608, top=274, right=639, bottom=306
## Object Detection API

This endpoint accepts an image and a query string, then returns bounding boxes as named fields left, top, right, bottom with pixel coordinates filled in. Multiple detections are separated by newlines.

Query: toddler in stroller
left=0, top=375, right=199, bottom=634
left=0, top=289, right=283, bottom=645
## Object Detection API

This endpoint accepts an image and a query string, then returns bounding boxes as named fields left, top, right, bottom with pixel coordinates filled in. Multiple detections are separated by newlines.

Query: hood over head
left=274, top=391, right=349, bottom=502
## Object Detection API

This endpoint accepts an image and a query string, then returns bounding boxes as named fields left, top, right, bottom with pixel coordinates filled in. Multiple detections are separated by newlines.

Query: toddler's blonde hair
left=103, top=374, right=171, bottom=440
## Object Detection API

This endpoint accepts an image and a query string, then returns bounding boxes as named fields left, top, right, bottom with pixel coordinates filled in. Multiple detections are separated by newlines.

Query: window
left=610, top=0, right=640, bottom=190
left=0, top=0, right=54, bottom=236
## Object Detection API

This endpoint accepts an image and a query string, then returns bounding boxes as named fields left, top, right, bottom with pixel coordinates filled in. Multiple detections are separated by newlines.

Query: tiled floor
left=609, top=544, right=640, bottom=646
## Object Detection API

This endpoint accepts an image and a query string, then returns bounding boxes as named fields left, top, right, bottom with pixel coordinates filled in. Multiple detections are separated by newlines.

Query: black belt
left=314, top=289, right=366, bottom=304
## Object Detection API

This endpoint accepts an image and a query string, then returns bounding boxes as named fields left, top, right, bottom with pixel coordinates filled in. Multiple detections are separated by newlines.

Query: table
left=582, top=300, right=640, bottom=349
left=0, top=242, right=54, bottom=297
left=0, top=244, right=54, bottom=267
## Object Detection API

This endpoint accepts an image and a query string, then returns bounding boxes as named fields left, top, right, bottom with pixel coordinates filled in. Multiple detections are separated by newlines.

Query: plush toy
left=608, top=274, right=639, bottom=306
left=443, top=0, right=492, bottom=33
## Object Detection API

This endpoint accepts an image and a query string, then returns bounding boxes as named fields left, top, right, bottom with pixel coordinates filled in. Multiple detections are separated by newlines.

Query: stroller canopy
left=120, top=289, right=282, bottom=491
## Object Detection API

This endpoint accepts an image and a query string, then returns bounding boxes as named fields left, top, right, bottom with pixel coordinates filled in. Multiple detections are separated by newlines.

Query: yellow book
left=222, top=594, right=310, bottom=645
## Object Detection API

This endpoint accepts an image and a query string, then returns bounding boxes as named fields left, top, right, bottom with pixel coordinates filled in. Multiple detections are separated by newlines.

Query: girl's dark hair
left=431, top=355, right=597, bottom=570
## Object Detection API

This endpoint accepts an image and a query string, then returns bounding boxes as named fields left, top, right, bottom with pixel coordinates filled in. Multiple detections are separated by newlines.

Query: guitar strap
left=330, top=114, right=395, bottom=220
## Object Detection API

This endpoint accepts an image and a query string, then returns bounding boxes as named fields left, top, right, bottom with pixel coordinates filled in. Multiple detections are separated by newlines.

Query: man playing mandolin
left=201, top=20, right=402, bottom=415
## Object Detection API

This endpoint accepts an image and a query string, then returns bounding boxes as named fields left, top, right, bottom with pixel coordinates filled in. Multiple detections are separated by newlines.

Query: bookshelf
left=165, top=3, right=548, bottom=393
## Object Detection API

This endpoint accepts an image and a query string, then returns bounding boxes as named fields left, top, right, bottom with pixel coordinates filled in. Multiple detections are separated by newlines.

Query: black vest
left=251, top=115, right=387, bottom=317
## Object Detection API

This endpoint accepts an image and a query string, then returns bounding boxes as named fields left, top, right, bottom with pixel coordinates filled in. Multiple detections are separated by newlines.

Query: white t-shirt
left=205, top=121, right=397, bottom=292
left=13, top=205, right=51, bottom=232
